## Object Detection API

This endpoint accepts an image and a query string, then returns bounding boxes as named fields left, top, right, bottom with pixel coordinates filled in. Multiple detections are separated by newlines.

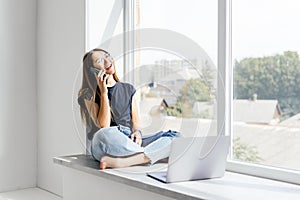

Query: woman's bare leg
left=100, top=153, right=150, bottom=169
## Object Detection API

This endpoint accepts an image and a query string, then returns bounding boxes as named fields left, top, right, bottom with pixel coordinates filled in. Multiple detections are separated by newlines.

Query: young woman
left=78, top=48, right=180, bottom=169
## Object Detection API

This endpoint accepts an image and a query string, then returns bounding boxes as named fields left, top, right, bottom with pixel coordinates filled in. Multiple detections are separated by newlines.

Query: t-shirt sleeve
left=129, top=84, right=136, bottom=98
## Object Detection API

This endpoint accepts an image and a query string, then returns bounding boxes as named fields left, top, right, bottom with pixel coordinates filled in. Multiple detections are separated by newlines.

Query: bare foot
left=99, top=153, right=150, bottom=169
left=100, top=156, right=123, bottom=169
left=99, top=160, right=107, bottom=169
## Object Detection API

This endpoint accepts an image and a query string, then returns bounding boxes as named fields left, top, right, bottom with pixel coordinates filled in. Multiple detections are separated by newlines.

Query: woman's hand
left=131, top=130, right=142, bottom=146
left=95, top=70, right=109, bottom=94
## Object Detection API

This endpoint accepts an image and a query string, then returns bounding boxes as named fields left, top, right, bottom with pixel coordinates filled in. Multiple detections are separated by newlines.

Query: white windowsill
left=227, top=160, right=300, bottom=185
left=54, top=154, right=300, bottom=200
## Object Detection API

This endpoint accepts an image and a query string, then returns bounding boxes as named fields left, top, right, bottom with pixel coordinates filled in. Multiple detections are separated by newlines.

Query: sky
left=232, top=0, right=300, bottom=61
left=88, top=0, right=300, bottom=65
left=139, top=0, right=300, bottom=63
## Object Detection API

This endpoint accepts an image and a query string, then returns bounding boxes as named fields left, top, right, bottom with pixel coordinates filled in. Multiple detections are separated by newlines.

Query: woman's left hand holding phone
left=95, top=70, right=109, bottom=94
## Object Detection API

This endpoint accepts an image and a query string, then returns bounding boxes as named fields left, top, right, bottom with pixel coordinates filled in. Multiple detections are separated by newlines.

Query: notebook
left=147, top=135, right=230, bottom=183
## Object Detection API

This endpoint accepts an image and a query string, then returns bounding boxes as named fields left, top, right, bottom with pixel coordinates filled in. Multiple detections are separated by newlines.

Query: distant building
left=161, top=67, right=199, bottom=95
left=138, top=59, right=205, bottom=96
left=233, top=95, right=281, bottom=124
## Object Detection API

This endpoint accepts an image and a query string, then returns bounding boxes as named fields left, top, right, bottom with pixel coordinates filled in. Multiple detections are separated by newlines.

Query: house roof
left=163, top=97, right=177, bottom=107
left=280, top=113, right=300, bottom=127
left=233, top=122, right=300, bottom=170
left=233, top=99, right=280, bottom=124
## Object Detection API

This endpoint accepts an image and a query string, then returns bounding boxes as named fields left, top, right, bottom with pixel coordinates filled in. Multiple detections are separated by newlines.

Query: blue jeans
left=91, top=125, right=180, bottom=164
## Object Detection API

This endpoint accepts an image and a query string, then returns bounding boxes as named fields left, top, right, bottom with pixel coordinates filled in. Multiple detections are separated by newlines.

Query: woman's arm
left=94, top=71, right=111, bottom=128
left=131, top=93, right=142, bottom=146
left=97, top=93, right=111, bottom=128
left=131, top=93, right=141, bottom=131
left=83, top=96, right=111, bottom=128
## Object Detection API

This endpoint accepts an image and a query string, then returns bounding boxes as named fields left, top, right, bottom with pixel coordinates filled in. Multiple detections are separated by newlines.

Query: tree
left=166, top=63, right=215, bottom=118
left=234, top=51, right=300, bottom=119
left=180, top=78, right=211, bottom=104
left=233, top=137, right=263, bottom=163
left=165, top=77, right=212, bottom=117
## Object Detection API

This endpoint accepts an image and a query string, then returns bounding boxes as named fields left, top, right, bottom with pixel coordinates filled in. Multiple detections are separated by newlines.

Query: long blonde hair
left=78, top=48, right=120, bottom=127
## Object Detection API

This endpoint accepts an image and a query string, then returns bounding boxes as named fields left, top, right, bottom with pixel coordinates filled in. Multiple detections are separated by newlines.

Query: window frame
left=219, top=0, right=300, bottom=185
left=88, top=0, right=300, bottom=185
left=123, top=0, right=135, bottom=84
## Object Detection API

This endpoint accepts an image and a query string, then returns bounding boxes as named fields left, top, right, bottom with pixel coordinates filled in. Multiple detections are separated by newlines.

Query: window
left=132, top=0, right=300, bottom=184
left=131, top=0, right=219, bottom=136
left=84, top=0, right=300, bottom=184
left=229, top=0, right=300, bottom=184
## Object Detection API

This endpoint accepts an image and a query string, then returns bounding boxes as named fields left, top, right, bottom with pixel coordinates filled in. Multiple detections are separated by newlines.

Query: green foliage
left=234, top=51, right=300, bottom=118
left=167, top=78, right=212, bottom=118
left=167, top=64, right=214, bottom=118
left=180, top=78, right=211, bottom=104
left=166, top=102, right=182, bottom=117
left=233, top=137, right=263, bottom=163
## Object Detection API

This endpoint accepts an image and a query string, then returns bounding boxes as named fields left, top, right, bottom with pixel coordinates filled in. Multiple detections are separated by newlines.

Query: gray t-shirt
left=107, top=82, right=136, bottom=129
left=78, top=82, right=136, bottom=154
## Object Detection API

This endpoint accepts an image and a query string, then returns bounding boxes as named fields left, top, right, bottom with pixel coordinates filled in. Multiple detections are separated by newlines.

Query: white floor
left=0, top=188, right=62, bottom=200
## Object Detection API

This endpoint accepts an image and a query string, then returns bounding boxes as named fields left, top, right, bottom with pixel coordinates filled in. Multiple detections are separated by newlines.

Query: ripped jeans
left=91, top=125, right=181, bottom=164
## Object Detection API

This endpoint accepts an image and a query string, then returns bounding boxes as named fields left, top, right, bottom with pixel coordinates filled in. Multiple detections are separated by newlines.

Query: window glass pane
left=133, top=0, right=218, bottom=136
left=232, top=0, right=300, bottom=171
left=87, top=0, right=124, bottom=78
left=137, top=0, right=217, bottom=65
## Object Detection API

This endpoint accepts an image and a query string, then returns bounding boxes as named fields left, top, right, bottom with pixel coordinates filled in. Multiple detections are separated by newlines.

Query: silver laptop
left=147, top=135, right=230, bottom=183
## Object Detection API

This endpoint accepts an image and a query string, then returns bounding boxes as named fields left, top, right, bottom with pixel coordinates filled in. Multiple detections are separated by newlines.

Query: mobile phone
left=90, top=67, right=100, bottom=75
left=90, top=67, right=108, bottom=83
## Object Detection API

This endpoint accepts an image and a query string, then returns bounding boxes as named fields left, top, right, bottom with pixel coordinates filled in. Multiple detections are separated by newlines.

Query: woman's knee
left=93, top=127, right=117, bottom=142
left=91, top=127, right=117, bottom=160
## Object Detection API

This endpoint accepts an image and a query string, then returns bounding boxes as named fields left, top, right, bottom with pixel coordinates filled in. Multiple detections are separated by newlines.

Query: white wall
left=0, top=0, right=37, bottom=192
left=36, top=0, right=85, bottom=196
left=1, top=0, right=101, bottom=196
